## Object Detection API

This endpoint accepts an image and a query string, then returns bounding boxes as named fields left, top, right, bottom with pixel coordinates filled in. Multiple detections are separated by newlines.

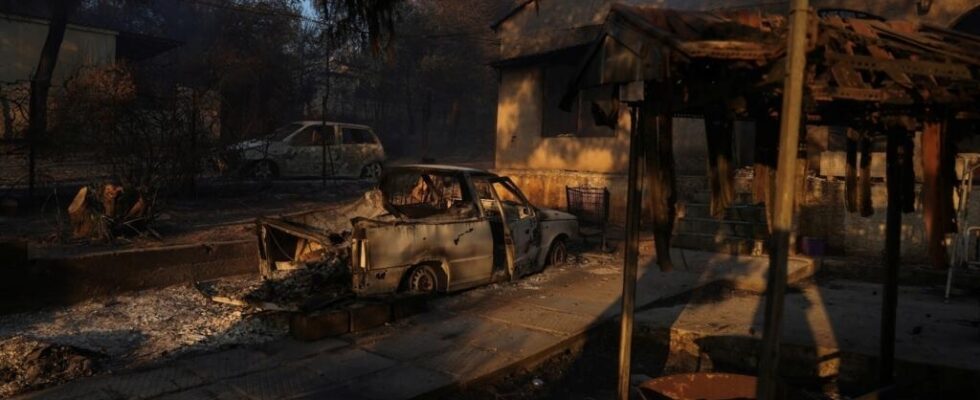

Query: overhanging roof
left=563, top=3, right=980, bottom=111
left=490, top=0, right=536, bottom=30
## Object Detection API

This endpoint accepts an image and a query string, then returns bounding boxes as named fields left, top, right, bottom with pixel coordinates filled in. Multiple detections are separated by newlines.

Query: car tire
left=361, top=162, right=383, bottom=179
left=546, top=237, right=568, bottom=267
left=250, top=160, right=278, bottom=180
left=407, top=264, right=438, bottom=294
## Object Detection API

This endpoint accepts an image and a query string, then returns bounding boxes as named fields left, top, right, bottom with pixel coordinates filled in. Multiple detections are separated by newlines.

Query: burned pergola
left=561, top=2, right=980, bottom=398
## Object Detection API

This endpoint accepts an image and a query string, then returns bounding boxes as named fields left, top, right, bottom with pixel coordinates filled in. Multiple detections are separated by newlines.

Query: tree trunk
left=27, top=0, right=78, bottom=203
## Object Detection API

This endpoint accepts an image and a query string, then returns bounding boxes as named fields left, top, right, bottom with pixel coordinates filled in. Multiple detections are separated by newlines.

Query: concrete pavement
left=16, top=250, right=814, bottom=400
left=634, top=278, right=980, bottom=396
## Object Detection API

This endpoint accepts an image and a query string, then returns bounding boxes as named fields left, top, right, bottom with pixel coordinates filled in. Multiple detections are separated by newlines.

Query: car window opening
left=383, top=171, right=476, bottom=220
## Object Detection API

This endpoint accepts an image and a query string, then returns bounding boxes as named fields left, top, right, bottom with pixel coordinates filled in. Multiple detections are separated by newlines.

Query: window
left=473, top=178, right=533, bottom=220
left=382, top=171, right=474, bottom=219
left=541, top=65, right=616, bottom=138
left=271, top=123, right=304, bottom=141
left=541, top=64, right=578, bottom=137
left=492, top=180, right=533, bottom=220
left=290, top=125, right=335, bottom=146
left=342, top=127, right=376, bottom=144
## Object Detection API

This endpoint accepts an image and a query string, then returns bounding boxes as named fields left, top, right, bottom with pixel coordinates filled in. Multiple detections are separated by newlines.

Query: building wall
left=0, top=14, right=116, bottom=84
left=799, top=178, right=980, bottom=263
left=0, top=15, right=117, bottom=139
left=495, top=66, right=632, bottom=174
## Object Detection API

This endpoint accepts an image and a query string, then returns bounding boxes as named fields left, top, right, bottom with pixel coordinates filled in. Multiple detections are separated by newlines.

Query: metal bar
left=756, top=1, right=808, bottom=398
left=616, top=103, right=644, bottom=400
left=880, top=128, right=902, bottom=385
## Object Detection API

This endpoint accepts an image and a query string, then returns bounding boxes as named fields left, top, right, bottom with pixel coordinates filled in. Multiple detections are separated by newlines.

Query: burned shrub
left=52, top=64, right=219, bottom=239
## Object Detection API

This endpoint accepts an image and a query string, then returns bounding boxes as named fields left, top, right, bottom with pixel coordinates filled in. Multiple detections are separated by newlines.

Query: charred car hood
left=537, top=207, right=576, bottom=221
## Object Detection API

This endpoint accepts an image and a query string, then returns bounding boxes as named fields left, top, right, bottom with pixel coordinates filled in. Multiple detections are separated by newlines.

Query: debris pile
left=199, top=239, right=353, bottom=312
left=0, top=336, right=103, bottom=397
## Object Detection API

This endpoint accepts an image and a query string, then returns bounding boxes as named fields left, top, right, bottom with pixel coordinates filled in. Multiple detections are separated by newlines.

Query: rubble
left=197, top=250, right=353, bottom=312
left=0, top=282, right=289, bottom=394
left=0, top=336, right=102, bottom=397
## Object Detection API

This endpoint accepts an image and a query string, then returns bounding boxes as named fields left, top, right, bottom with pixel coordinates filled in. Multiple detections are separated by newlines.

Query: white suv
left=231, top=121, right=386, bottom=179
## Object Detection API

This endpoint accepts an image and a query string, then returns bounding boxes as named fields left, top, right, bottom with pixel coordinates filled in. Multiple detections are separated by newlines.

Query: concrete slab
left=415, top=343, right=517, bottom=381
left=222, top=366, right=326, bottom=400
left=358, top=327, right=459, bottom=361
left=472, top=300, right=598, bottom=336
left=156, top=383, right=243, bottom=400
left=336, top=364, right=454, bottom=400
left=300, top=348, right=397, bottom=385
left=13, top=379, right=116, bottom=400
left=102, top=366, right=204, bottom=399
left=463, top=324, right=560, bottom=358
left=259, top=337, right=350, bottom=364
left=179, top=348, right=273, bottom=381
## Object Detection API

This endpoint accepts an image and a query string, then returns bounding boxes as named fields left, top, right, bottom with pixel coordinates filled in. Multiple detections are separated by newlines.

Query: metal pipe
left=756, top=0, right=808, bottom=398
left=616, top=103, right=645, bottom=400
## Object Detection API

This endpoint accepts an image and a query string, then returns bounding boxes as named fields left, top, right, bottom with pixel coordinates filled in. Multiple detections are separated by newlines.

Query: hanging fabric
left=845, top=127, right=859, bottom=213
left=704, top=104, right=736, bottom=219
left=922, top=121, right=956, bottom=269
left=859, top=133, right=874, bottom=217
left=642, top=81, right=677, bottom=272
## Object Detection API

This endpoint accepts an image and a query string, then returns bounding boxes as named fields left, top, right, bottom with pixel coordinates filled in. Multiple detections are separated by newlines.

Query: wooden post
left=616, top=101, right=645, bottom=400
left=880, top=129, right=903, bottom=385
left=756, top=0, right=808, bottom=398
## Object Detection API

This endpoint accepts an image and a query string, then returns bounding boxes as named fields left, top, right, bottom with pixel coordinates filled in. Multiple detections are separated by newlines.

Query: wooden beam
left=616, top=102, right=645, bottom=400
left=880, top=128, right=903, bottom=385
left=756, top=0, right=808, bottom=398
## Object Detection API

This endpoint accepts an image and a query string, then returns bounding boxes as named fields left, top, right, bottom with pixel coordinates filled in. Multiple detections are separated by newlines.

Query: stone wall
left=799, top=177, right=980, bottom=262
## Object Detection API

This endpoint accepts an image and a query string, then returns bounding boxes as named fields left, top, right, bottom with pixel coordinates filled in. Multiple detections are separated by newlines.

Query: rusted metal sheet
left=637, top=373, right=757, bottom=400
left=824, top=53, right=972, bottom=80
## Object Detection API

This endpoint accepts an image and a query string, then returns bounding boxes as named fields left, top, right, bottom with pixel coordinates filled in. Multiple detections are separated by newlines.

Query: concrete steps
left=673, top=195, right=769, bottom=255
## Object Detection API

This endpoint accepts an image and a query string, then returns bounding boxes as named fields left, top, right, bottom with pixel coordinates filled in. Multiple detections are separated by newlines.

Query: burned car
left=256, top=165, right=578, bottom=296
left=228, top=121, right=385, bottom=179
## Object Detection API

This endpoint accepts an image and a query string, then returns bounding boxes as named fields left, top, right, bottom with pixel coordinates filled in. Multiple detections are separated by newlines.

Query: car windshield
left=269, top=123, right=305, bottom=141
left=382, top=170, right=475, bottom=220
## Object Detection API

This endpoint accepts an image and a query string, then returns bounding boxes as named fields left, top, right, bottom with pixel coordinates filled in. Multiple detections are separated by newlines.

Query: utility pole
left=756, top=0, right=809, bottom=398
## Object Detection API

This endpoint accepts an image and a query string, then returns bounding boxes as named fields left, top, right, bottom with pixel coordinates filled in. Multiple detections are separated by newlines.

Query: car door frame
left=482, top=176, right=542, bottom=280
left=285, top=123, right=340, bottom=177
left=338, top=125, right=380, bottom=176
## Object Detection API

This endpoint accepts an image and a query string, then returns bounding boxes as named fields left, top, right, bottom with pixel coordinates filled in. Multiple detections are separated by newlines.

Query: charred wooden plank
left=824, top=53, right=971, bottom=80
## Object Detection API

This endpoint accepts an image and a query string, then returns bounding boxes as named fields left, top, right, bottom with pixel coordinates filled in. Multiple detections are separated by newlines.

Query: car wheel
left=546, top=237, right=568, bottom=267
left=361, top=162, right=383, bottom=179
left=407, top=264, right=438, bottom=294
left=250, top=160, right=278, bottom=180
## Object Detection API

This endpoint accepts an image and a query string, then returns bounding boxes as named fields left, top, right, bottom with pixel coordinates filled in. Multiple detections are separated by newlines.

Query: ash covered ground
left=0, top=261, right=360, bottom=397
